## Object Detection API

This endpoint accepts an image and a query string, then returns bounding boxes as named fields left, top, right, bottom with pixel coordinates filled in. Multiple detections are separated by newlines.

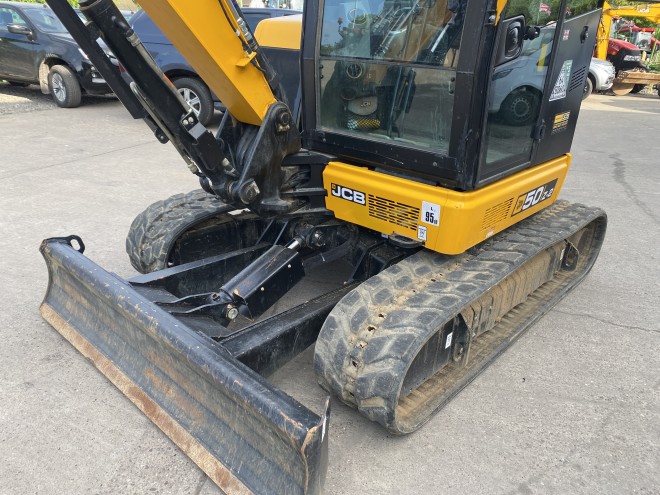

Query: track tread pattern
left=314, top=201, right=606, bottom=434
left=126, top=189, right=232, bottom=273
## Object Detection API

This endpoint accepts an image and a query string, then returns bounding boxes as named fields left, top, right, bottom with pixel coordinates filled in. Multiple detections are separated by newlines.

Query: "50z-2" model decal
left=511, top=179, right=558, bottom=216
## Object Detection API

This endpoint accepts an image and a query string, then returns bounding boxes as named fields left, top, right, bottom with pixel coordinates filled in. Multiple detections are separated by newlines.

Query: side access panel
left=40, top=238, right=328, bottom=495
left=534, top=8, right=603, bottom=164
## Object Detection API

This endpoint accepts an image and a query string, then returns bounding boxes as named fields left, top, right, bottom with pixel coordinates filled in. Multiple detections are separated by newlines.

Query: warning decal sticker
left=421, top=201, right=440, bottom=226
left=549, top=60, right=573, bottom=101
left=552, top=111, right=570, bottom=134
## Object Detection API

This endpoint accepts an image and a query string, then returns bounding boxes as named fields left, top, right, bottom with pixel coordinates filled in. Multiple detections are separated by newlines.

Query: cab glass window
left=482, top=1, right=560, bottom=168
left=317, top=0, right=466, bottom=153
left=24, top=8, right=68, bottom=33
left=0, top=7, right=28, bottom=28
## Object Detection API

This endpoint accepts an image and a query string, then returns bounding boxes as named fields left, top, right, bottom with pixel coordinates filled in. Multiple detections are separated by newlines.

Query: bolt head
left=238, top=180, right=260, bottom=203
left=311, top=230, right=326, bottom=247
left=278, top=111, right=291, bottom=125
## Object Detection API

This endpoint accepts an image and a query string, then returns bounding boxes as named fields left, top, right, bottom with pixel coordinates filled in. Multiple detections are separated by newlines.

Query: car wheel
left=48, top=65, right=82, bottom=108
left=582, top=76, right=593, bottom=100
left=499, top=89, right=539, bottom=126
left=173, top=77, right=213, bottom=125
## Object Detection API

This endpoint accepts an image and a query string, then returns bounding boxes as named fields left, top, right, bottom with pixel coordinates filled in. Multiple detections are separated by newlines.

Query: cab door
left=533, top=3, right=603, bottom=164
left=0, top=6, right=36, bottom=80
left=478, top=0, right=602, bottom=185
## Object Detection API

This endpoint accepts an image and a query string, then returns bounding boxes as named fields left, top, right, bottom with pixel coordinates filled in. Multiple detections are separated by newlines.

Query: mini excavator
left=41, top=0, right=607, bottom=492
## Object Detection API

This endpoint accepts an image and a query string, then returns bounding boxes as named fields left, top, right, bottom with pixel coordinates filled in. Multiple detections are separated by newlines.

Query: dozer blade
left=40, top=237, right=328, bottom=495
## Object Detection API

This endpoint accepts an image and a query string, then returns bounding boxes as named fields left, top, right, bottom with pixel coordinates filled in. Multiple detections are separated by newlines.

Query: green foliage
left=567, top=0, right=602, bottom=17
left=504, top=0, right=601, bottom=24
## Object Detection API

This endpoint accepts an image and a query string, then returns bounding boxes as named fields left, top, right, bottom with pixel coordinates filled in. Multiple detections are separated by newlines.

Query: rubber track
left=126, top=189, right=234, bottom=273
left=314, top=201, right=607, bottom=434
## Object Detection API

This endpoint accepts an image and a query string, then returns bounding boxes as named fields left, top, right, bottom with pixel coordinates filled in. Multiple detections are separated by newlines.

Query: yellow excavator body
left=139, top=0, right=277, bottom=125
left=324, top=156, right=570, bottom=255
left=39, top=0, right=608, bottom=492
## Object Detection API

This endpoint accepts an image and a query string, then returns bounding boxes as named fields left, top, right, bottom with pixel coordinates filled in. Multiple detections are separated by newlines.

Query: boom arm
left=46, top=0, right=303, bottom=215
left=138, top=0, right=279, bottom=126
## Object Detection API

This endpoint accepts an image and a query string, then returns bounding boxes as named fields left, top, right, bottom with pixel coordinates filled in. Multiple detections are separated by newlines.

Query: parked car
left=0, top=1, right=113, bottom=107
left=128, top=7, right=301, bottom=125
left=584, top=57, right=615, bottom=99
left=75, top=8, right=135, bottom=23
left=490, top=27, right=555, bottom=126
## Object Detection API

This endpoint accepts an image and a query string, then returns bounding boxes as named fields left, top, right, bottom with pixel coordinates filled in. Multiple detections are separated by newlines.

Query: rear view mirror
left=495, top=15, right=525, bottom=66
left=8, top=24, right=34, bottom=39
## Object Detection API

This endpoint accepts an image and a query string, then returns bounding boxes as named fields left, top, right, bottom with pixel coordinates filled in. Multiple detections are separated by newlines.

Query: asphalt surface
left=1, top=84, right=659, bottom=494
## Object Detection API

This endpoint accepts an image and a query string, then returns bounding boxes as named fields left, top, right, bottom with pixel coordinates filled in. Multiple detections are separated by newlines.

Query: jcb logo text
left=331, top=184, right=366, bottom=205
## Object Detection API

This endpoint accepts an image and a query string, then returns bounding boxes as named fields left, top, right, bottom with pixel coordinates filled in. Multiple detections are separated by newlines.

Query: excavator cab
left=305, top=0, right=604, bottom=189
left=39, top=0, right=607, bottom=492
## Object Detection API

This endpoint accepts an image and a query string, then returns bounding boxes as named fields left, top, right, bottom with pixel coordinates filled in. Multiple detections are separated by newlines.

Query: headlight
left=592, top=60, right=616, bottom=75
left=79, top=47, right=118, bottom=67
left=493, top=69, right=514, bottom=80
left=623, top=54, right=642, bottom=62
left=591, top=59, right=610, bottom=67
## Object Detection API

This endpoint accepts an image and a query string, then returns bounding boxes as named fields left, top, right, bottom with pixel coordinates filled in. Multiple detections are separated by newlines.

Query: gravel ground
left=0, top=82, right=53, bottom=115
left=0, top=81, right=115, bottom=115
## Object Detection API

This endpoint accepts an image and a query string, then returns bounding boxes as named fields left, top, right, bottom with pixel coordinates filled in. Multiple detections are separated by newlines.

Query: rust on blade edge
left=40, top=303, right=253, bottom=495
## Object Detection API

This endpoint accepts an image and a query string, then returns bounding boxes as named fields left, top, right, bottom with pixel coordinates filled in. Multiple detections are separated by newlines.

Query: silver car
left=584, top=57, right=615, bottom=99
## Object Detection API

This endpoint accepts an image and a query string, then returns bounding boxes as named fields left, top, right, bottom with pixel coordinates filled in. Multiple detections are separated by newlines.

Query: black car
left=0, top=1, right=112, bottom=107
left=129, top=8, right=300, bottom=125
left=74, top=7, right=135, bottom=23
